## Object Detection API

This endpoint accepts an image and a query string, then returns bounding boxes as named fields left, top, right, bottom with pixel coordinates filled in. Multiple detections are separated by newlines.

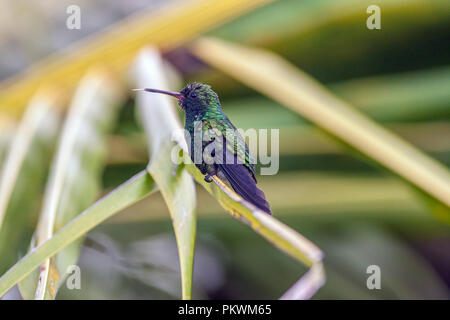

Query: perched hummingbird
left=134, top=82, right=271, bottom=214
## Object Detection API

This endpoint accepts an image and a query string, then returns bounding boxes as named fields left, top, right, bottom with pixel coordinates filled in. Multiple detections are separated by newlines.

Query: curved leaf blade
left=184, top=160, right=325, bottom=299
left=0, top=90, right=60, bottom=230
left=0, top=170, right=156, bottom=297
left=134, top=48, right=197, bottom=300
left=27, top=70, right=124, bottom=299
left=0, top=91, right=60, bottom=283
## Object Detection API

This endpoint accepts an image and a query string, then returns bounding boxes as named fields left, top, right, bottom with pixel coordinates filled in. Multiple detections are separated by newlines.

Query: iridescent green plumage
left=181, top=83, right=255, bottom=180
left=136, top=82, right=271, bottom=214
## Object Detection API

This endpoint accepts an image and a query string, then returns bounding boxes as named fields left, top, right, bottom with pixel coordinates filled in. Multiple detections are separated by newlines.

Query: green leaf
left=0, top=170, right=157, bottom=297
left=21, top=70, right=124, bottom=299
left=0, top=90, right=60, bottom=277
left=133, top=48, right=197, bottom=300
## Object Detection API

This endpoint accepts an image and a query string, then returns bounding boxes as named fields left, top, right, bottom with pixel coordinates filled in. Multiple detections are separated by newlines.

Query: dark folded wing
left=207, top=116, right=257, bottom=182
left=218, top=147, right=271, bottom=214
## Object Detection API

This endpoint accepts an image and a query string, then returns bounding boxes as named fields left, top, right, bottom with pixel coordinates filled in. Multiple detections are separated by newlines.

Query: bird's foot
left=204, top=173, right=213, bottom=183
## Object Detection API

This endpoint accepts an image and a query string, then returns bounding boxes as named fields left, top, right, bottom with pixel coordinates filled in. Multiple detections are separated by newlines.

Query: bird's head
left=133, top=82, right=221, bottom=115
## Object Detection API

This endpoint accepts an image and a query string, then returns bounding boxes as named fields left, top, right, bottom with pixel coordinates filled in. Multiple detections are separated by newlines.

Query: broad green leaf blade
left=190, top=38, right=450, bottom=211
left=0, top=90, right=60, bottom=278
left=26, top=70, right=124, bottom=300
left=0, top=170, right=156, bottom=298
left=134, top=48, right=196, bottom=300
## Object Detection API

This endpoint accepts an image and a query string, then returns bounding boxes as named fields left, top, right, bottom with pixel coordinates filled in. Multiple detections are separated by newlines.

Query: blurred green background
left=0, top=0, right=449, bottom=299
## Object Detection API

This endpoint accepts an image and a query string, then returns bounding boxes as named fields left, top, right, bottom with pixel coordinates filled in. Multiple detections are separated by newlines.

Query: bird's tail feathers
left=218, top=163, right=271, bottom=214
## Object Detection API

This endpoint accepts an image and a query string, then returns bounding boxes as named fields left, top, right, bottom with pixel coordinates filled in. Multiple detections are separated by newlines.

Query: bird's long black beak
left=133, top=88, right=183, bottom=100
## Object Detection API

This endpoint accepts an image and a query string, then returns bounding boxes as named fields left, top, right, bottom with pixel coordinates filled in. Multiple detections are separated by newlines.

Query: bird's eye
left=190, top=92, right=198, bottom=98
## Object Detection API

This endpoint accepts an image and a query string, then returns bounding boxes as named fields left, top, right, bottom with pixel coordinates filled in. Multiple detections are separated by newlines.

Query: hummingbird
left=134, top=82, right=271, bottom=214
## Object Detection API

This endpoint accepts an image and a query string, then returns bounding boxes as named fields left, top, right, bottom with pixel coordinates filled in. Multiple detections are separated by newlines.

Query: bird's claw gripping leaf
left=204, top=173, right=213, bottom=183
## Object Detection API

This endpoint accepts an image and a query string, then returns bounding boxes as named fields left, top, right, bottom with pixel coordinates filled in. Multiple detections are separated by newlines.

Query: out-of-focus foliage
left=0, top=171, right=157, bottom=297
left=19, top=71, right=124, bottom=299
left=0, top=0, right=272, bottom=118
left=190, top=38, right=450, bottom=209
left=0, top=118, right=14, bottom=165
left=0, top=93, right=60, bottom=276
left=196, top=0, right=450, bottom=91
left=0, top=0, right=449, bottom=300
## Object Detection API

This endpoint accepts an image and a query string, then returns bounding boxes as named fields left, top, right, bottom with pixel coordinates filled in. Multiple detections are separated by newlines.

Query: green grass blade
left=25, top=70, right=124, bottom=300
left=133, top=48, right=197, bottom=300
left=0, top=170, right=156, bottom=298
left=190, top=38, right=450, bottom=211
left=0, top=90, right=60, bottom=277
left=0, top=91, right=60, bottom=230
